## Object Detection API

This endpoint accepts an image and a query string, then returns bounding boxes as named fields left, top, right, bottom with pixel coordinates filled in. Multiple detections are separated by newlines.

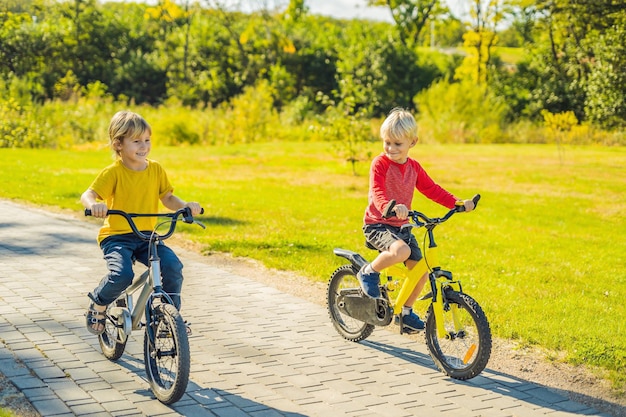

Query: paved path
left=0, top=200, right=611, bottom=417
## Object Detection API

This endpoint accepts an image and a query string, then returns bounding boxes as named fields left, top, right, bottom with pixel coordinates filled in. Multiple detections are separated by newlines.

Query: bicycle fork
left=428, top=268, right=463, bottom=338
left=415, top=239, right=465, bottom=340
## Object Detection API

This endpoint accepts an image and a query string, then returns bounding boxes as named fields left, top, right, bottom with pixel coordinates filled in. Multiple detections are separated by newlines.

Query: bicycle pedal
left=400, top=326, right=421, bottom=335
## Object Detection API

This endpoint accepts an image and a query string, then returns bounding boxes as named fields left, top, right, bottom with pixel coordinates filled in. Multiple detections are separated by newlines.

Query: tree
left=367, top=0, right=443, bottom=48
left=524, top=0, right=626, bottom=123
left=584, top=21, right=626, bottom=128
left=455, top=0, right=509, bottom=85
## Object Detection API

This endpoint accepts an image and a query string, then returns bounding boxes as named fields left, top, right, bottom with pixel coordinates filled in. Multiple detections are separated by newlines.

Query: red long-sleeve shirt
left=364, top=153, right=457, bottom=227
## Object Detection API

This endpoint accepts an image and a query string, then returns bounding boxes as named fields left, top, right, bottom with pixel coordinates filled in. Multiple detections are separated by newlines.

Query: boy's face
left=382, top=135, right=417, bottom=164
left=117, top=131, right=151, bottom=167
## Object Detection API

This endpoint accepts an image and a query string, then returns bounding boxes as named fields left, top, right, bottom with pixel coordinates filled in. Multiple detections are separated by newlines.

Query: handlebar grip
left=382, top=200, right=396, bottom=219
left=85, top=209, right=91, bottom=216
left=182, top=207, right=205, bottom=224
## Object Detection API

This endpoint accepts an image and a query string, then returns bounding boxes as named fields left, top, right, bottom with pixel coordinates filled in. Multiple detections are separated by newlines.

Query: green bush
left=0, top=98, right=48, bottom=148
left=414, top=79, right=508, bottom=143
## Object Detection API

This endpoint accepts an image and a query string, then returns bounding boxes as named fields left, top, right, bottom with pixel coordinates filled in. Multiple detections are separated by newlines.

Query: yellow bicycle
left=327, top=195, right=491, bottom=380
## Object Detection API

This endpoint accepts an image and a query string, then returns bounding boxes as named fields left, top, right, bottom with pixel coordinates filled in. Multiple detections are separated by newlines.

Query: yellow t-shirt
left=89, top=159, right=173, bottom=244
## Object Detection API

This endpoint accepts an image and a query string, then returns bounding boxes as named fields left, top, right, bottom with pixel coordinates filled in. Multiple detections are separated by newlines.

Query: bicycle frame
left=87, top=208, right=203, bottom=342
left=121, top=239, right=173, bottom=327
left=379, top=214, right=467, bottom=339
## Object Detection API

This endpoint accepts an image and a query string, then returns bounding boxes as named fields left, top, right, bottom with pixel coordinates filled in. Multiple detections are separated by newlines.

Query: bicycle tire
left=327, top=265, right=375, bottom=342
left=143, top=303, right=190, bottom=404
left=99, top=298, right=128, bottom=361
left=424, top=289, right=492, bottom=380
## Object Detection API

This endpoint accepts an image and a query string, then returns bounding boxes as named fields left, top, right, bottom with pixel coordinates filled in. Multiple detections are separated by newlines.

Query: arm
left=160, top=191, right=202, bottom=216
left=413, top=162, right=474, bottom=212
left=414, top=162, right=457, bottom=209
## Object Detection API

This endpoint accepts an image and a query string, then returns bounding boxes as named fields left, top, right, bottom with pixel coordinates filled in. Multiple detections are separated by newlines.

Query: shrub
left=414, top=79, right=508, bottom=143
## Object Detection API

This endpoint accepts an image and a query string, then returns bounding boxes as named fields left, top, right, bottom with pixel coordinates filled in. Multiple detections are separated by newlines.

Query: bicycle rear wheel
left=143, top=303, right=190, bottom=404
left=327, top=265, right=375, bottom=342
left=99, top=298, right=128, bottom=361
left=424, top=290, right=491, bottom=380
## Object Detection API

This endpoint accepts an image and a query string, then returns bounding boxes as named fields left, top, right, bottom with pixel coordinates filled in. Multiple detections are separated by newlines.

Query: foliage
left=333, top=21, right=433, bottom=116
left=225, top=80, right=279, bottom=143
left=314, top=102, right=375, bottom=176
left=0, top=97, right=47, bottom=147
left=367, top=0, right=440, bottom=48
left=501, top=0, right=626, bottom=128
left=414, top=79, right=508, bottom=143
left=454, top=0, right=508, bottom=85
left=1, top=0, right=626, bottom=143
left=583, top=21, right=626, bottom=128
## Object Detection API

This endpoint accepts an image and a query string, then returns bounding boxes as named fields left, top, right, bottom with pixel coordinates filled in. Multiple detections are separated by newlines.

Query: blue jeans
left=89, top=233, right=184, bottom=309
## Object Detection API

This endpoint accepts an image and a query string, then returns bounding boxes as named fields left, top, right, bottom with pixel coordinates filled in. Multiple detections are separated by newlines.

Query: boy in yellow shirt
left=81, top=110, right=202, bottom=335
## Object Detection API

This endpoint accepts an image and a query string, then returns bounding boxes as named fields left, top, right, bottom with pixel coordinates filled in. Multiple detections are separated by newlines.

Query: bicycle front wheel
left=424, top=290, right=491, bottom=380
left=143, top=303, right=190, bottom=404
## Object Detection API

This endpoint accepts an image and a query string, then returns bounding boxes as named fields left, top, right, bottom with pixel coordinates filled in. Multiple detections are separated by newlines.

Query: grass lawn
left=1, top=142, right=625, bottom=390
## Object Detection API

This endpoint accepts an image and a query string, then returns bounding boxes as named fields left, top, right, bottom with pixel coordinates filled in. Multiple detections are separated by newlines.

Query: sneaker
left=395, top=310, right=424, bottom=333
left=357, top=264, right=381, bottom=298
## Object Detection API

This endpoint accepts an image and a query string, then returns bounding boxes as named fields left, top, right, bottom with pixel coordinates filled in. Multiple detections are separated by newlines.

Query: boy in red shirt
left=359, top=108, right=475, bottom=332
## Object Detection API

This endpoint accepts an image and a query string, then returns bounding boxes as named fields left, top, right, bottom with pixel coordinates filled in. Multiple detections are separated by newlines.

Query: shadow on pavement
left=361, top=339, right=619, bottom=416
left=115, top=353, right=307, bottom=417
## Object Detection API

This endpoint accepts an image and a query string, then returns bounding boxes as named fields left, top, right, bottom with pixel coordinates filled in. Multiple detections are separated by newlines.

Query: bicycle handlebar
left=383, top=194, right=481, bottom=227
left=85, top=207, right=205, bottom=241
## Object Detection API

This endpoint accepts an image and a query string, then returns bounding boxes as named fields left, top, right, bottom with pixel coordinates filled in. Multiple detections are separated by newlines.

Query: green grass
left=1, top=142, right=625, bottom=391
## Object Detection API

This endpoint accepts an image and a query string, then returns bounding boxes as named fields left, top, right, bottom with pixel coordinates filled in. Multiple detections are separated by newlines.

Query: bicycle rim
left=424, top=290, right=491, bottom=380
left=143, top=303, right=190, bottom=404
left=99, top=300, right=127, bottom=361
left=327, top=265, right=375, bottom=342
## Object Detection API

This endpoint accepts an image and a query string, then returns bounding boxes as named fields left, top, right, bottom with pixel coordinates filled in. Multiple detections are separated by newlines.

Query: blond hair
left=108, top=110, right=151, bottom=157
left=380, top=107, right=418, bottom=143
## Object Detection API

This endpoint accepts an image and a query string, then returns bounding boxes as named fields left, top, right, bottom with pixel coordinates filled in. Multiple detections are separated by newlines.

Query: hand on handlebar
left=456, top=199, right=475, bottom=212
left=455, top=194, right=481, bottom=213
left=392, top=203, right=409, bottom=220
left=89, top=203, right=109, bottom=218
left=184, top=202, right=203, bottom=216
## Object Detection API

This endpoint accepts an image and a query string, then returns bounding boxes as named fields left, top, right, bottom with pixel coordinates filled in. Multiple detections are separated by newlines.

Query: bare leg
left=371, top=240, right=411, bottom=272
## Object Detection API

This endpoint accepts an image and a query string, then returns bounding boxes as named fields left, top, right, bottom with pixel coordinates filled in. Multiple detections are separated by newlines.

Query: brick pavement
left=0, top=200, right=612, bottom=416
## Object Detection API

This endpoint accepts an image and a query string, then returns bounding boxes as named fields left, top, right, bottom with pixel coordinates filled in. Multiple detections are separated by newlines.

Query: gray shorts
left=363, top=223, right=423, bottom=262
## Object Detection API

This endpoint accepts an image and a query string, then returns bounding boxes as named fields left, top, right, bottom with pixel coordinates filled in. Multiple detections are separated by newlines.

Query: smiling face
left=117, top=131, right=151, bottom=170
left=383, top=135, right=416, bottom=164
left=379, top=108, right=419, bottom=164
left=108, top=111, right=152, bottom=170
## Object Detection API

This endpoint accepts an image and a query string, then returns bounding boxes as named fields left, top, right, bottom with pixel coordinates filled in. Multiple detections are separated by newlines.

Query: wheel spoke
left=425, top=291, right=491, bottom=380
left=143, top=304, right=190, bottom=404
